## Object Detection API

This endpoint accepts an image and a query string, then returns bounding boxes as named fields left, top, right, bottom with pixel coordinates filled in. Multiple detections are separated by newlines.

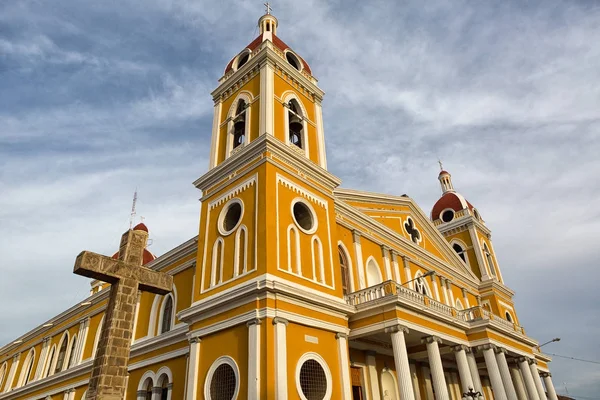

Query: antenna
left=129, top=189, right=138, bottom=229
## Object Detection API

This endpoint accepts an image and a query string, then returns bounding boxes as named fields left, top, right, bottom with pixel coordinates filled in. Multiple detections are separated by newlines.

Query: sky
left=1, top=0, right=599, bottom=397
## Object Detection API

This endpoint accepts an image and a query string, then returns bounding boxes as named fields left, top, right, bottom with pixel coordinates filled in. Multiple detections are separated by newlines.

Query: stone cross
left=73, top=226, right=173, bottom=400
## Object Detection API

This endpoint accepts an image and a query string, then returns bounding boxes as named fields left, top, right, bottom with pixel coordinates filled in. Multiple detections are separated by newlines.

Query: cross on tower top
left=264, top=2, right=272, bottom=14
left=438, top=159, right=443, bottom=171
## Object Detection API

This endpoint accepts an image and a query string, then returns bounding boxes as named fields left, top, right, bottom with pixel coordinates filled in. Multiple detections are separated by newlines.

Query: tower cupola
left=258, top=5, right=278, bottom=37
left=438, top=170, right=455, bottom=194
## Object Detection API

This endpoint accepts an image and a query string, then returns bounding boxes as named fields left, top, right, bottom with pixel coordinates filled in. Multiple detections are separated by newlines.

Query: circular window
left=441, top=209, right=455, bottom=223
left=296, top=354, right=331, bottom=400
left=218, top=199, right=244, bottom=236
left=291, top=199, right=317, bottom=233
left=285, top=51, right=302, bottom=71
left=205, top=357, right=239, bottom=400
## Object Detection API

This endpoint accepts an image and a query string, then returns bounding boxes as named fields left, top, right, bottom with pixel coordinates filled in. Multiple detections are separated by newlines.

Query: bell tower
left=207, top=8, right=327, bottom=170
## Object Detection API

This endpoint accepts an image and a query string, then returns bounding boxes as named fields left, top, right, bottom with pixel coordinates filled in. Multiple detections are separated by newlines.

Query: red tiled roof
left=111, top=248, right=156, bottom=265
left=224, top=33, right=312, bottom=75
left=133, top=222, right=148, bottom=232
left=431, top=192, right=474, bottom=220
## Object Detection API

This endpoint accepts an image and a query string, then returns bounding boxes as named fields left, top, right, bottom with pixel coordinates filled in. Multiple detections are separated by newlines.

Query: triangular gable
left=334, top=188, right=479, bottom=282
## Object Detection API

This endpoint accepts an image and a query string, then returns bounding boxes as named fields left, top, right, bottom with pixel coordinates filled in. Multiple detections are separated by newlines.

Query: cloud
left=1, top=0, right=599, bottom=395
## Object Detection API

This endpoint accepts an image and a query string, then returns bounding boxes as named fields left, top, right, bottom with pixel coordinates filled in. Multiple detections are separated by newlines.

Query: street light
left=539, top=338, right=560, bottom=348
left=402, top=270, right=435, bottom=287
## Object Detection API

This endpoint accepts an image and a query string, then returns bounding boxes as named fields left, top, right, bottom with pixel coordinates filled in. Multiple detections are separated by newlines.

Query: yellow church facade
left=0, top=11, right=560, bottom=400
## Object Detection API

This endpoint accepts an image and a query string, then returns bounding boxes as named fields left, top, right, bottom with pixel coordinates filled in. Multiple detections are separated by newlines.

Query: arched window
left=54, top=332, right=69, bottom=374
left=452, top=243, right=467, bottom=263
left=483, top=243, right=497, bottom=277
left=338, top=246, right=350, bottom=295
left=42, top=345, right=55, bottom=378
left=311, top=236, right=325, bottom=283
left=287, top=225, right=301, bottom=275
left=232, top=100, right=247, bottom=150
left=414, top=271, right=430, bottom=297
left=211, top=238, right=224, bottom=286
left=17, top=348, right=35, bottom=387
left=160, top=295, right=174, bottom=334
left=156, top=367, right=173, bottom=400
left=366, top=258, right=382, bottom=287
left=505, top=312, right=513, bottom=323
left=145, top=378, right=153, bottom=400
left=287, top=99, right=304, bottom=149
left=67, top=335, right=78, bottom=368
left=234, top=225, right=247, bottom=276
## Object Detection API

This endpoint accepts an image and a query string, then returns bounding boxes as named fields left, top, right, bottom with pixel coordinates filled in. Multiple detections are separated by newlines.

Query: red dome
left=133, top=223, right=148, bottom=232
left=111, top=249, right=156, bottom=265
left=224, top=34, right=312, bottom=75
left=438, top=170, right=449, bottom=176
left=431, top=192, right=474, bottom=221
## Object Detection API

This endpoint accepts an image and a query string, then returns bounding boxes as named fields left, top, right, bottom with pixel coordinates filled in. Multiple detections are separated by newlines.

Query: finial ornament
left=438, top=159, right=443, bottom=171
left=264, top=2, right=272, bottom=14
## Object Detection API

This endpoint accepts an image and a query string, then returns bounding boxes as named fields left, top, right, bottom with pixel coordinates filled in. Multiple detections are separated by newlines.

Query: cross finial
left=264, top=2, right=272, bottom=14
left=438, top=159, right=443, bottom=171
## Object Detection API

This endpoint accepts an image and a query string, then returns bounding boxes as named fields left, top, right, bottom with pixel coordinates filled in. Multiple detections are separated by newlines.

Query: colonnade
left=375, top=325, right=558, bottom=400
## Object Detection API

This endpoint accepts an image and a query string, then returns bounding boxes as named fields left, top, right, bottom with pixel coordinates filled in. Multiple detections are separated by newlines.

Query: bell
left=289, top=121, right=303, bottom=133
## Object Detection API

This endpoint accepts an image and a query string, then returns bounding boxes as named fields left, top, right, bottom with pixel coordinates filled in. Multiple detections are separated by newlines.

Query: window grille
left=160, top=296, right=173, bottom=334
left=299, top=359, right=327, bottom=400
left=210, top=364, right=237, bottom=400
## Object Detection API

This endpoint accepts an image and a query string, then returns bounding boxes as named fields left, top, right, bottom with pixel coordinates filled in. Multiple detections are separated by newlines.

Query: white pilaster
left=391, top=251, right=402, bottom=284
left=468, top=226, right=490, bottom=281
left=314, top=102, right=327, bottom=169
left=446, top=280, right=455, bottom=306
left=517, top=358, right=540, bottom=400
left=365, top=351, right=381, bottom=400
left=131, top=291, right=141, bottom=345
left=209, top=100, right=223, bottom=168
left=273, top=317, right=288, bottom=399
left=409, top=363, right=421, bottom=400
left=247, top=319, right=261, bottom=400
left=541, top=372, right=558, bottom=400
left=466, top=349, right=483, bottom=393
left=386, top=326, right=415, bottom=400
left=422, top=336, right=449, bottom=400
left=480, top=345, right=507, bottom=400
left=495, top=347, right=518, bottom=400
left=429, top=272, right=440, bottom=302
left=185, top=337, right=201, bottom=400
left=453, top=345, right=474, bottom=393
left=402, top=256, right=413, bottom=289
left=510, top=366, right=528, bottom=400
left=353, top=231, right=366, bottom=289
left=440, top=277, right=449, bottom=305
left=34, top=338, right=50, bottom=380
left=421, top=366, right=434, bottom=400
left=77, top=317, right=90, bottom=365
left=259, top=61, right=274, bottom=136
left=529, top=361, right=548, bottom=400
left=382, top=246, right=392, bottom=281
left=462, top=288, right=471, bottom=308
left=336, top=333, right=352, bottom=400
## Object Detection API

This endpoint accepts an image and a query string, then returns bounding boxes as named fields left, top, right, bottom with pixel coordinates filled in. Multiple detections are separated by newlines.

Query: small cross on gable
left=404, top=217, right=421, bottom=244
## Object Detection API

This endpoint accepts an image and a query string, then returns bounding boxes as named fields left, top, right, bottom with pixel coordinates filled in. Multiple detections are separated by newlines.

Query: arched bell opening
left=287, top=99, right=304, bottom=149
left=232, top=100, right=247, bottom=150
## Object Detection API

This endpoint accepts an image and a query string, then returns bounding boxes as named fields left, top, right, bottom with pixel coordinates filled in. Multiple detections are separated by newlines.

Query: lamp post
left=539, top=338, right=560, bottom=348
left=401, top=270, right=435, bottom=287
left=462, top=387, right=483, bottom=400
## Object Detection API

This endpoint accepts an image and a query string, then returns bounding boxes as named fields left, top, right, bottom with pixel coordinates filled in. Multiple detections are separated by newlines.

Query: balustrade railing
left=346, top=281, right=526, bottom=335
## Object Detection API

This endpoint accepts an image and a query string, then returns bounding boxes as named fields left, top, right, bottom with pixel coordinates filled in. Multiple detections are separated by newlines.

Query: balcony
left=345, top=280, right=526, bottom=336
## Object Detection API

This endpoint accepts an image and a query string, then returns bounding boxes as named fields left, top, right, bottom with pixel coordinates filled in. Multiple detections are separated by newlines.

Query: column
left=382, top=246, right=393, bottom=280
left=510, top=366, right=528, bottom=400
left=386, top=326, right=415, bottom=400
left=353, top=231, right=366, bottom=289
left=462, top=288, right=471, bottom=308
left=259, top=60, right=274, bottom=135
left=529, top=361, right=548, bottom=400
left=409, top=363, right=422, bottom=400
left=185, top=337, right=201, bottom=400
left=466, top=349, right=483, bottom=393
left=365, top=351, right=381, bottom=400
left=422, top=336, right=449, bottom=400
left=541, top=372, right=559, bottom=400
left=391, top=251, right=402, bottom=284
left=453, top=345, right=474, bottom=393
left=151, top=386, right=162, bottom=400
left=517, top=358, right=539, bottom=400
left=480, top=345, right=507, bottom=400
left=429, top=272, right=441, bottom=301
left=335, top=333, right=352, bottom=400
left=495, top=347, right=518, bottom=400
left=273, top=317, right=288, bottom=399
left=440, top=277, right=449, bottom=305
left=247, top=319, right=261, bottom=400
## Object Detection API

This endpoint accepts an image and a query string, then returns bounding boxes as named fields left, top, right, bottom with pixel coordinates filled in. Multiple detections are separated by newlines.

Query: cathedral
left=0, top=10, right=561, bottom=400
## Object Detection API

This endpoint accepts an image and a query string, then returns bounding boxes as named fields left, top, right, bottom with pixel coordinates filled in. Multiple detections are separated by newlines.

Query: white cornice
left=193, top=134, right=341, bottom=193
left=478, top=279, right=515, bottom=298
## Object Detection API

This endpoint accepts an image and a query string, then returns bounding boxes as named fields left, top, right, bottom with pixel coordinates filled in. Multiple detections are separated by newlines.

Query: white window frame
left=365, top=257, right=383, bottom=287
left=414, top=271, right=432, bottom=297
left=226, top=93, right=253, bottom=158
left=450, top=239, right=470, bottom=267
left=282, top=94, right=309, bottom=158
left=158, top=293, right=175, bottom=335
left=204, top=356, right=240, bottom=400
left=218, top=198, right=245, bottom=236
left=295, top=352, right=332, bottom=400
left=290, top=197, right=318, bottom=235
left=16, top=348, right=35, bottom=387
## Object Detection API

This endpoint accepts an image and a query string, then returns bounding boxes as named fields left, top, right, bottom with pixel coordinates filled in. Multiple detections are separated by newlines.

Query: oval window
left=292, top=201, right=315, bottom=233
left=210, top=363, right=237, bottom=400
left=441, top=209, right=455, bottom=223
left=286, top=52, right=301, bottom=71
left=299, top=359, right=327, bottom=400
left=219, top=199, right=243, bottom=235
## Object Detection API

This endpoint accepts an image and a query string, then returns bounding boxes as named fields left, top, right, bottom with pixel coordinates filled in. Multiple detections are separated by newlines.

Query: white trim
left=0, top=362, right=7, bottom=392
left=211, top=238, right=225, bottom=286
left=217, top=198, right=245, bottom=236
left=128, top=347, right=188, bottom=373
left=439, top=208, right=456, bottom=223
left=41, top=345, right=56, bottom=380
left=449, top=239, right=470, bottom=268
left=247, top=321, right=260, bottom=400
left=137, top=370, right=156, bottom=391
left=284, top=50, right=304, bottom=73
left=274, top=319, right=287, bottom=399
left=204, top=356, right=240, bottom=400
left=209, top=101, right=223, bottom=168
left=234, top=224, right=248, bottom=276
left=158, top=293, right=175, bottom=335
left=52, top=331, right=70, bottom=375
left=365, top=256, right=383, bottom=287
left=295, top=352, right=333, bottom=400
left=66, top=334, right=78, bottom=369
left=231, top=49, right=252, bottom=72
left=287, top=225, right=301, bottom=274
left=186, top=339, right=201, bottom=400
left=311, top=235, right=325, bottom=283
left=403, top=216, right=423, bottom=245
left=414, top=271, right=432, bottom=298
left=91, top=316, right=104, bottom=361
left=16, top=349, right=35, bottom=387
left=225, top=92, right=253, bottom=159
left=314, top=102, right=327, bottom=168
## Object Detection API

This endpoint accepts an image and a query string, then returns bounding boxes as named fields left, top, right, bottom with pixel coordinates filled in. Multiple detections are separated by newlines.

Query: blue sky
left=1, top=0, right=599, bottom=397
